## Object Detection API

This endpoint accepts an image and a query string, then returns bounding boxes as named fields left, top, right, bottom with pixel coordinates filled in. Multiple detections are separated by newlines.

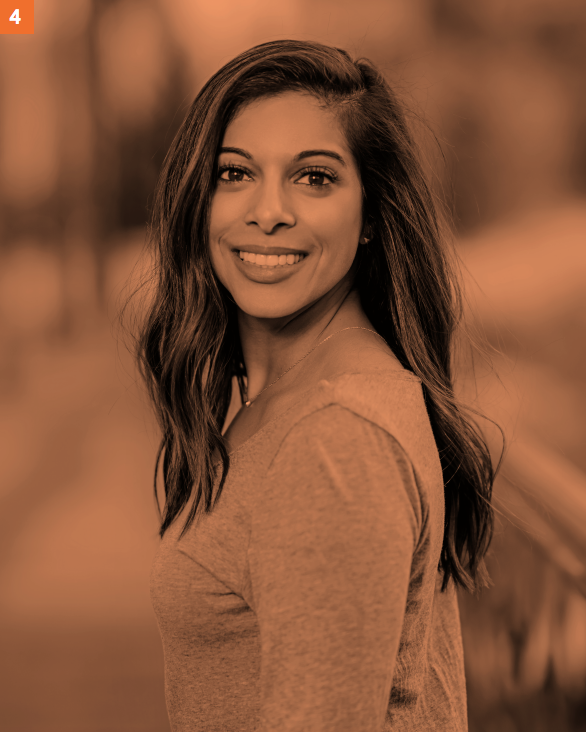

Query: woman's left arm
left=248, top=404, right=423, bottom=732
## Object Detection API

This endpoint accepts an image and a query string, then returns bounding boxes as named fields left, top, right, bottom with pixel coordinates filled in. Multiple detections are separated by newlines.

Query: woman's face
left=208, top=91, right=364, bottom=320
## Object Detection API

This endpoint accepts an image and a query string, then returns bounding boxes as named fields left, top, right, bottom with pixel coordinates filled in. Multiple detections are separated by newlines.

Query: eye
left=217, top=164, right=253, bottom=184
left=215, top=163, right=338, bottom=188
left=296, top=166, right=338, bottom=187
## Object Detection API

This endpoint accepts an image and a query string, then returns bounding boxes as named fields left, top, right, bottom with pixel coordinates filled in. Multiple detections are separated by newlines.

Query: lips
left=232, top=248, right=308, bottom=283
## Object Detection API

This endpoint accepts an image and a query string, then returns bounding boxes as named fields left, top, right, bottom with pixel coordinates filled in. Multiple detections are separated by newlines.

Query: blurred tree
left=429, top=0, right=586, bottom=233
left=91, top=0, right=189, bottom=303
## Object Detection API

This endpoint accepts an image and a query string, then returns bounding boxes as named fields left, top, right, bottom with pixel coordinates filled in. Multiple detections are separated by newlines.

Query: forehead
left=222, top=92, right=350, bottom=156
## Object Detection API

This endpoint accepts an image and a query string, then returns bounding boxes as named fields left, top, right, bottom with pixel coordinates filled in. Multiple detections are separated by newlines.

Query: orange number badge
left=0, top=1, right=34, bottom=34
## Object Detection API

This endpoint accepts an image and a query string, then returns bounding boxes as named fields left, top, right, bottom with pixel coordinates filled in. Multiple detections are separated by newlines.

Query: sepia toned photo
left=1, top=2, right=585, bottom=730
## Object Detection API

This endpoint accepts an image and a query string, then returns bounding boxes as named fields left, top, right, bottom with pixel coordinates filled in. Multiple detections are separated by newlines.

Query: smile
left=232, top=249, right=308, bottom=283
left=237, top=250, right=306, bottom=267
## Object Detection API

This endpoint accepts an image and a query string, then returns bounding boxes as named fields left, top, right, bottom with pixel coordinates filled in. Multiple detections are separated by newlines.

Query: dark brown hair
left=131, top=39, right=501, bottom=594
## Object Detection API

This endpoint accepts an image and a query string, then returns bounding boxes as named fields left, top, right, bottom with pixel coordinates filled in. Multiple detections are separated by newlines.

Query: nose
left=244, top=176, right=296, bottom=234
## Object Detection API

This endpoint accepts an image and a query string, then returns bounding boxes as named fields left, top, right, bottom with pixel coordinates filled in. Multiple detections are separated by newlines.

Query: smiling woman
left=209, top=92, right=366, bottom=328
left=128, top=39, right=501, bottom=732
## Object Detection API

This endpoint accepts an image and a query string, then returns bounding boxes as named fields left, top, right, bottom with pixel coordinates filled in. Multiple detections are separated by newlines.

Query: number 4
left=10, top=9, right=21, bottom=25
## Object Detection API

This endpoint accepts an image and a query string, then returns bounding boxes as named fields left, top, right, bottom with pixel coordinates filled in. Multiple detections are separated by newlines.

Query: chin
left=235, top=292, right=307, bottom=321
left=239, top=303, right=302, bottom=320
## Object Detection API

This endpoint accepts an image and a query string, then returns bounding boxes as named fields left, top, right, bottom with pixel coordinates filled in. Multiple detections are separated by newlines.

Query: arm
left=248, top=404, right=422, bottom=732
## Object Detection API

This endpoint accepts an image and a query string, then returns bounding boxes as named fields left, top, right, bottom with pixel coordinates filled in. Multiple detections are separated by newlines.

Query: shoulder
left=270, top=398, right=421, bottom=487
left=264, top=368, right=443, bottom=521
left=298, top=369, right=429, bottom=453
left=275, top=402, right=410, bottom=459
left=272, top=368, right=430, bottom=464
left=298, top=325, right=406, bottom=384
left=274, top=403, right=419, bottom=492
left=257, top=402, right=424, bottom=552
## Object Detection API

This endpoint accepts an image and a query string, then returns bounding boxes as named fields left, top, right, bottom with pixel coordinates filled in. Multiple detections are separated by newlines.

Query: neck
left=237, top=283, right=369, bottom=403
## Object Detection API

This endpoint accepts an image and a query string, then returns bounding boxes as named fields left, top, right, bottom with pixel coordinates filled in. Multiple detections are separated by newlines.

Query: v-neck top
left=150, top=368, right=468, bottom=731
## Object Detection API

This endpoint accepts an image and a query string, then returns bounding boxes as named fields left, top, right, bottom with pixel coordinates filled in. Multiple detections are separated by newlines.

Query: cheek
left=207, top=201, right=227, bottom=271
left=209, top=189, right=239, bottom=225
left=208, top=205, right=233, bottom=270
left=310, top=197, right=362, bottom=243
left=208, top=197, right=224, bottom=239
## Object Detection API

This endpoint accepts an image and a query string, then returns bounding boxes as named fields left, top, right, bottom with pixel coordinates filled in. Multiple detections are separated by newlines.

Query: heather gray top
left=150, top=369, right=468, bottom=731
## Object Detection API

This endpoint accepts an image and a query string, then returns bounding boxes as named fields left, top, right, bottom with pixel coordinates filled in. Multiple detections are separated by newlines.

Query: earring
left=362, top=236, right=370, bottom=244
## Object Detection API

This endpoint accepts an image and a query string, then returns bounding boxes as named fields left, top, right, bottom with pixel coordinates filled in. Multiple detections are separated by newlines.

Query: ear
left=360, top=225, right=372, bottom=245
left=360, top=219, right=373, bottom=244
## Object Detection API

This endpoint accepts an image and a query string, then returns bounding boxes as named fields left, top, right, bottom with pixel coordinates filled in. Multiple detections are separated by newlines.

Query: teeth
left=238, top=251, right=305, bottom=266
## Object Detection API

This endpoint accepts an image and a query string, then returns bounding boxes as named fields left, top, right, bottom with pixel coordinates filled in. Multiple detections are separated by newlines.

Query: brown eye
left=217, top=165, right=252, bottom=183
left=296, top=167, right=337, bottom=187
left=300, top=172, right=328, bottom=186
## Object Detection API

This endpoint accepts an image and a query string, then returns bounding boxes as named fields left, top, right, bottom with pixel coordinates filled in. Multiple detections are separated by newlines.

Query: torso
left=217, top=326, right=405, bottom=458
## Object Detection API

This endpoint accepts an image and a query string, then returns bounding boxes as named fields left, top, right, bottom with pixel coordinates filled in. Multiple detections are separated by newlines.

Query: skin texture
left=209, top=91, right=374, bottom=403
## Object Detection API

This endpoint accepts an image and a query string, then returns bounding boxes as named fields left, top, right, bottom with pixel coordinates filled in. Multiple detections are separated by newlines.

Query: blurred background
left=1, top=1, right=585, bottom=730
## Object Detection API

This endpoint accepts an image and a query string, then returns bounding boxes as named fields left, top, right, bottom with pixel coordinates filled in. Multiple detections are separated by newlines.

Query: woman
left=139, top=39, right=498, bottom=731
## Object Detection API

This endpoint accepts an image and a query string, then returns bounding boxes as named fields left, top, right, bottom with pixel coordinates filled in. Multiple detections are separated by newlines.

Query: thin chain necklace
left=243, top=326, right=388, bottom=407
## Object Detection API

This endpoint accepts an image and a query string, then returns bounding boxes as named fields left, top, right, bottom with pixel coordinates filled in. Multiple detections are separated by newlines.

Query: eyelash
left=216, top=163, right=338, bottom=187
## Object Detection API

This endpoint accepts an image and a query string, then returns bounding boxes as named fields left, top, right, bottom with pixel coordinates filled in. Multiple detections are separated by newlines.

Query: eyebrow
left=218, top=146, right=347, bottom=167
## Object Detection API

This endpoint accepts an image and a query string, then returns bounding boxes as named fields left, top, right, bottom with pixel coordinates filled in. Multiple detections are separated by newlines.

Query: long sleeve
left=247, top=404, right=423, bottom=732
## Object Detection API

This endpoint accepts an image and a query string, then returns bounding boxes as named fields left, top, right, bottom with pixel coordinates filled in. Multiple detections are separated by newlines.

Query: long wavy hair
left=130, top=39, right=502, bottom=594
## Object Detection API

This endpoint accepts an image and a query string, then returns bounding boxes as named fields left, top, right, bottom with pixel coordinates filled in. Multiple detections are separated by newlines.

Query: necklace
left=243, top=326, right=388, bottom=407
